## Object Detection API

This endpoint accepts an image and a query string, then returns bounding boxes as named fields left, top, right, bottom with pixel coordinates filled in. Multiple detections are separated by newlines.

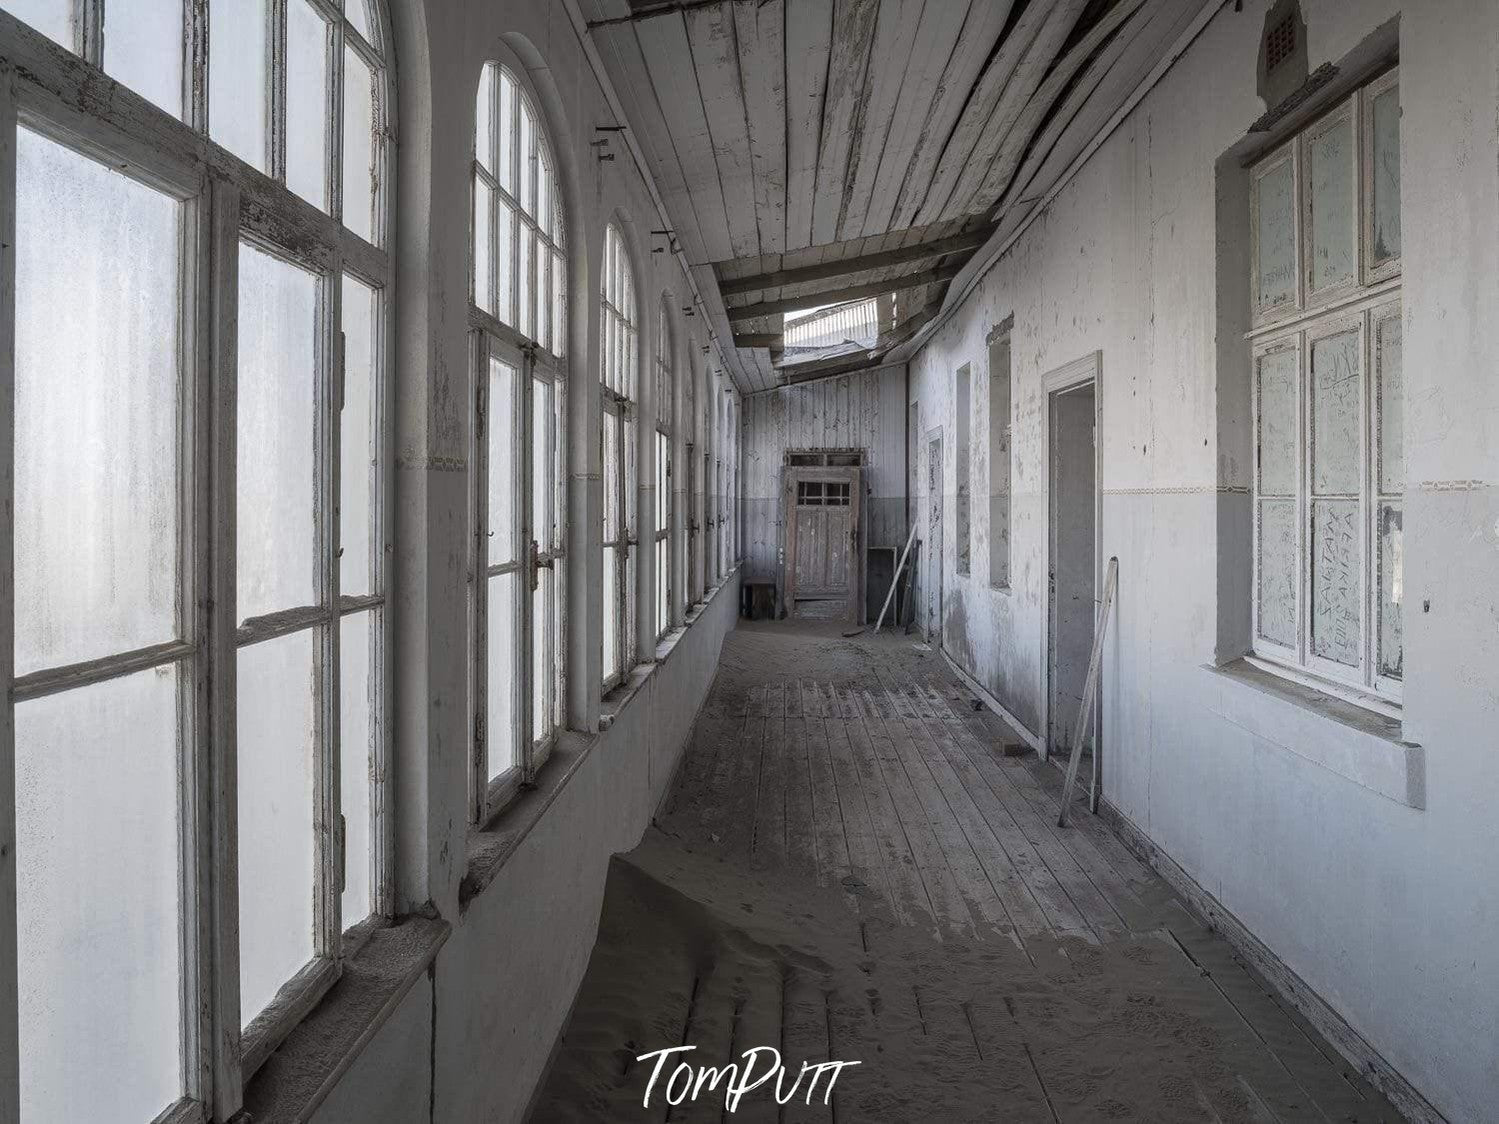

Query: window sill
left=1204, top=659, right=1424, bottom=808
left=240, top=914, right=450, bottom=1122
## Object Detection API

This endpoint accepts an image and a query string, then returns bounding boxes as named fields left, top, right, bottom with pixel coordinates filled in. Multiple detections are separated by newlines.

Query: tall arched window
left=0, top=0, right=395, bottom=1117
left=470, top=59, right=568, bottom=824
left=601, top=222, right=638, bottom=687
left=654, top=299, right=675, bottom=640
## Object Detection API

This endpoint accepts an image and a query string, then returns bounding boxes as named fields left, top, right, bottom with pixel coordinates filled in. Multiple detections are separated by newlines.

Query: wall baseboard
left=1092, top=792, right=1447, bottom=1124
left=939, top=646, right=1046, bottom=754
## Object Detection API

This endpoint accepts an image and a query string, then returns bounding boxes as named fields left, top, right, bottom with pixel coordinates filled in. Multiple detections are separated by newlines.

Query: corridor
left=532, top=623, right=1400, bottom=1121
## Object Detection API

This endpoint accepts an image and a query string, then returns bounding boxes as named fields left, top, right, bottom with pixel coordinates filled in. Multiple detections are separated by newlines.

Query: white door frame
left=1039, top=351, right=1103, bottom=762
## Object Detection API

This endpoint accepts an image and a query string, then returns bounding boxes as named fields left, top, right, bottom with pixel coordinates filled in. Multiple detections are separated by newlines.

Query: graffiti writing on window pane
left=1311, top=500, right=1359, bottom=666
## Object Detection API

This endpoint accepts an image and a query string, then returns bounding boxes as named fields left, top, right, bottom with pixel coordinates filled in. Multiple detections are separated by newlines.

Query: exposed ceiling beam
left=586, top=0, right=750, bottom=31
left=727, top=262, right=964, bottom=323
left=715, top=226, right=995, bottom=297
left=732, top=332, right=782, bottom=349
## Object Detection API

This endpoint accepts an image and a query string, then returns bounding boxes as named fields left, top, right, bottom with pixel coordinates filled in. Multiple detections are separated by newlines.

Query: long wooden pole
left=1058, top=557, right=1118, bottom=827
left=874, top=521, right=921, bottom=634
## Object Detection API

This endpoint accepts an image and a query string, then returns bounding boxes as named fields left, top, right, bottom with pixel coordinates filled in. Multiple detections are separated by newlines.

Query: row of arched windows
left=0, top=4, right=737, bottom=1119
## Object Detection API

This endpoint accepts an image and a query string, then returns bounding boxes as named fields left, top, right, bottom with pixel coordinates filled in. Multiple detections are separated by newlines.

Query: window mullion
left=519, top=347, right=537, bottom=774
left=314, top=266, right=342, bottom=960
left=270, top=0, right=289, bottom=184
left=328, top=15, right=346, bottom=231
left=470, top=332, right=489, bottom=821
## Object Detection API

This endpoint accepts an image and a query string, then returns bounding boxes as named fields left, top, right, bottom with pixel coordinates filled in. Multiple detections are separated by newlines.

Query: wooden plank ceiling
left=583, top=0, right=1206, bottom=392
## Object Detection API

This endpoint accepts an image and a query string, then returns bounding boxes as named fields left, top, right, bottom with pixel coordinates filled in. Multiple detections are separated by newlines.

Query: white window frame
left=1247, top=71, right=1402, bottom=710
left=469, top=57, right=568, bottom=825
left=654, top=300, right=674, bottom=640
left=0, top=0, right=396, bottom=1117
left=601, top=221, right=637, bottom=690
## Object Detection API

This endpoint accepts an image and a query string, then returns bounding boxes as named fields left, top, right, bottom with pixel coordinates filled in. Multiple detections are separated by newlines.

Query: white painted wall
left=906, top=2, right=1499, bottom=1120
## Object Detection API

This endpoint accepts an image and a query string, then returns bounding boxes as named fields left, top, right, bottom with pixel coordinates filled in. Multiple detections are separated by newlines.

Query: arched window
left=654, top=299, right=675, bottom=640
left=601, top=222, right=637, bottom=687
left=0, top=0, right=395, bottom=1117
left=469, top=59, right=568, bottom=824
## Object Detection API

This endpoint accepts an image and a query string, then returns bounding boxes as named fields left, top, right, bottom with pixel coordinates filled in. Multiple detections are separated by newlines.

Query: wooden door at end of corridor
left=783, top=467, right=862, bottom=621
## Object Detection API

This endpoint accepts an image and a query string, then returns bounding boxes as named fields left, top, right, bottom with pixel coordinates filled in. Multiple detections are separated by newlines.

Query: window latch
left=530, top=539, right=553, bottom=591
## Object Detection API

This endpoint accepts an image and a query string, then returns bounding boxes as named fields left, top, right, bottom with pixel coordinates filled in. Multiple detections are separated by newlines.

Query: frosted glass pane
left=519, top=225, right=533, bottom=341
left=532, top=566, right=552, bottom=743
left=238, top=242, right=318, bottom=622
left=473, top=173, right=493, bottom=314
left=1311, top=329, right=1360, bottom=495
left=1376, top=311, right=1403, bottom=494
left=1308, top=118, right=1355, bottom=292
left=287, top=0, right=330, bottom=209
left=475, top=64, right=495, bottom=174
left=537, top=248, right=550, bottom=352
left=1254, top=159, right=1294, bottom=309
left=553, top=252, right=566, bottom=360
left=342, top=44, right=376, bottom=243
left=345, top=0, right=374, bottom=43
left=498, top=67, right=516, bottom=196
left=209, top=0, right=268, bottom=170
left=104, top=0, right=183, bottom=117
left=497, top=199, right=515, bottom=325
left=488, top=356, right=518, bottom=566
left=536, top=156, right=550, bottom=239
left=602, top=543, right=618, bottom=684
left=340, top=610, right=374, bottom=926
left=602, top=411, right=620, bottom=541
left=15, top=129, right=180, bottom=675
left=1256, top=347, right=1297, bottom=497
left=7, top=0, right=71, bottom=48
left=624, top=416, right=637, bottom=532
left=1377, top=503, right=1403, bottom=680
left=341, top=274, right=376, bottom=595
left=1371, top=86, right=1401, bottom=265
left=16, top=667, right=182, bottom=1122
left=1257, top=500, right=1296, bottom=646
left=238, top=630, right=318, bottom=1028
left=487, top=571, right=518, bottom=780
left=519, top=100, right=534, bottom=215
left=532, top=378, right=552, bottom=547
left=656, top=537, right=667, bottom=636
left=1310, top=499, right=1360, bottom=667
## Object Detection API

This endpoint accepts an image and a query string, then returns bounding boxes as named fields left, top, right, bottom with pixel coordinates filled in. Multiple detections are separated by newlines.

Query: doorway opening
left=1046, top=368, right=1099, bottom=762
left=781, top=453, right=864, bottom=622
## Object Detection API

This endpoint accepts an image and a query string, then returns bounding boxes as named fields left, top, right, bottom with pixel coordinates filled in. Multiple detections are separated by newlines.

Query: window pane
left=17, top=667, right=183, bottom=1121
left=1256, top=157, right=1295, bottom=311
left=532, top=566, right=552, bottom=743
left=1307, top=117, right=1355, bottom=292
left=519, top=99, right=535, bottom=215
left=553, top=249, right=566, bottom=358
left=210, top=0, right=268, bottom=169
left=104, top=0, right=183, bottom=118
left=1371, top=86, right=1401, bottom=265
left=287, top=0, right=330, bottom=209
left=537, top=247, right=550, bottom=352
left=1257, top=499, right=1296, bottom=646
left=656, top=537, right=667, bottom=636
left=346, top=0, right=374, bottom=43
left=1377, top=502, right=1403, bottom=680
left=537, top=155, right=550, bottom=238
left=238, top=243, right=318, bottom=622
left=1310, top=329, right=1360, bottom=495
left=988, top=337, right=1012, bottom=588
left=498, top=67, right=516, bottom=196
left=1310, top=499, right=1360, bottom=667
left=1375, top=311, right=1403, bottom=494
left=342, top=43, right=377, bottom=243
left=532, top=377, right=553, bottom=549
left=340, top=609, right=375, bottom=927
left=1256, top=346, right=1298, bottom=496
left=519, top=225, right=533, bottom=340
left=488, top=355, right=519, bottom=565
left=473, top=174, right=493, bottom=314
left=603, top=410, right=620, bottom=542
left=15, top=130, right=181, bottom=674
left=475, top=64, right=495, bottom=174
left=238, top=629, right=318, bottom=1029
left=341, top=274, right=377, bottom=595
left=602, top=543, right=618, bottom=683
left=497, top=198, right=515, bottom=325
left=487, top=571, right=519, bottom=779
left=7, top=0, right=71, bottom=48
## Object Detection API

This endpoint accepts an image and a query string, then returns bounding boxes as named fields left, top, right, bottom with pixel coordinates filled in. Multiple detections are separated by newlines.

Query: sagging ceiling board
left=583, top=0, right=1207, bottom=393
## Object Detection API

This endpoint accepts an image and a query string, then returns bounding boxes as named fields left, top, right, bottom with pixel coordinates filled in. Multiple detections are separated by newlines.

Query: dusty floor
left=528, top=621, right=1403, bottom=1122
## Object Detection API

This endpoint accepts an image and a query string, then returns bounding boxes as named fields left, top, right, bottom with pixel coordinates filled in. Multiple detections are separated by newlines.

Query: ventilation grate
left=1265, top=14, right=1296, bottom=72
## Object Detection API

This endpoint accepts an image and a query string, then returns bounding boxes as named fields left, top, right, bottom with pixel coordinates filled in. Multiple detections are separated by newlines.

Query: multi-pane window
left=470, top=60, right=567, bottom=823
left=1249, top=70, right=1402, bottom=702
left=654, top=301, right=674, bottom=640
left=988, top=332, right=1012, bottom=589
left=601, top=223, right=638, bottom=687
left=1, top=0, right=393, bottom=1117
